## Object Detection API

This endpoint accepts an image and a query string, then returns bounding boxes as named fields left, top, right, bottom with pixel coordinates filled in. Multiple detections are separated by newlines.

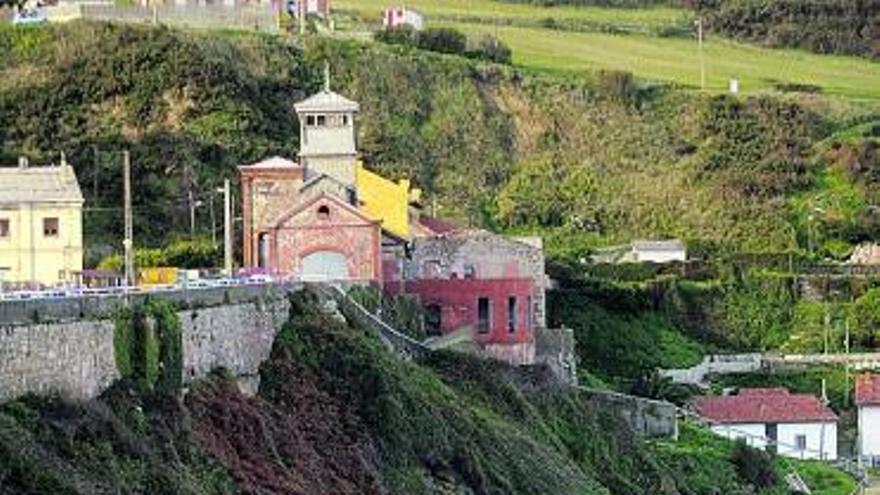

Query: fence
left=46, top=3, right=279, bottom=34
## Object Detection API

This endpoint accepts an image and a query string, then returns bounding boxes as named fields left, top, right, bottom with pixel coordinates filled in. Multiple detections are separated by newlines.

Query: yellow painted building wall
left=0, top=203, right=83, bottom=286
left=355, top=163, right=410, bottom=239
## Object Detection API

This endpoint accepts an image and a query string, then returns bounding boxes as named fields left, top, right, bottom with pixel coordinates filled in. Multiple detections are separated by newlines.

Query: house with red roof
left=855, top=374, right=880, bottom=465
left=692, top=388, right=837, bottom=460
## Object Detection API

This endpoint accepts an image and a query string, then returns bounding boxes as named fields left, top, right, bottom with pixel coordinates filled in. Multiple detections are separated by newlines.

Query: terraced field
left=335, top=0, right=880, bottom=102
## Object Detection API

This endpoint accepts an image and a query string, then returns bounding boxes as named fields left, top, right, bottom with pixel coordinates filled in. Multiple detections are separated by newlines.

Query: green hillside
left=1, top=21, right=878, bottom=263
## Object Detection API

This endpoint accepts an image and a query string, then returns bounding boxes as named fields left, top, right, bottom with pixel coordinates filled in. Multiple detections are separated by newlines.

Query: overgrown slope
left=0, top=290, right=848, bottom=494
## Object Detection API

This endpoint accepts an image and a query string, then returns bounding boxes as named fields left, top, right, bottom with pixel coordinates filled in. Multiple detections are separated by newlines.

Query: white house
left=383, top=6, right=423, bottom=30
left=590, top=239, right=686, bottom=264
left=856, top=374, right=880, bottom=466
left=693, top=388, right=838, bottom=461
left=625, top=239, right=686, bottom=263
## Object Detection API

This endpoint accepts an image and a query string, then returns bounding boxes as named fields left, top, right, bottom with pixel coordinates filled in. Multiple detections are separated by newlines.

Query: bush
left=731, top=438, right=779, bottom=490
left=596, top=70, right=637, bottom=105
left=373, top=26, right=416, bottom=46
left=416, top=27, right=467, bottom=55
left=471, top=35, right=512, bottom=64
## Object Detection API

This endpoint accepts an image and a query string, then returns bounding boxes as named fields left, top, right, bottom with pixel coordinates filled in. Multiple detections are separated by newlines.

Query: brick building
left=386, top=229, right=548, bottom=365
left=239, top=82, right=551, bottom=365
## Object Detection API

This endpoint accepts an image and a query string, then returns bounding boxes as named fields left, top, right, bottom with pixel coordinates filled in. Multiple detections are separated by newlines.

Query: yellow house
left=0, top=158, right=84, bottom=287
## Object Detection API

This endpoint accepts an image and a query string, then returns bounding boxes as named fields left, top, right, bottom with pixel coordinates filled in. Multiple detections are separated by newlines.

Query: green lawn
left=334, top=0, right=689, bottom=30
left=444, top=22, right=880, bottom=101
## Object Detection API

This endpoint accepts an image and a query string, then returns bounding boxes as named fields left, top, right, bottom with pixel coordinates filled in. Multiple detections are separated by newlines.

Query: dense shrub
left=416, top=27, right=467, bottom=55
left=471, top=35, right=513, bottom=64
left=731, top=439, right=779, bottom=490
left=595, top=70, right=637, bottom=105
left=703, top=0, right=880, bottom=59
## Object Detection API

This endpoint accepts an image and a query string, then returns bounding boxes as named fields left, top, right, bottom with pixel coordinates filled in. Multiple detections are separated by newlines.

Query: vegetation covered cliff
left=0, top=291, right=854, bottom=494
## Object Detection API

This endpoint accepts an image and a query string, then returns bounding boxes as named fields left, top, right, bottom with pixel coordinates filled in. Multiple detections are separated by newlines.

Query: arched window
left=317, top=205, right=330, bottom=219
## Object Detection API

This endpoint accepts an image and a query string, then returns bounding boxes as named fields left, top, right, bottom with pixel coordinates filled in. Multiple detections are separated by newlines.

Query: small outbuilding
left=693, top=388, right=837, bottom=461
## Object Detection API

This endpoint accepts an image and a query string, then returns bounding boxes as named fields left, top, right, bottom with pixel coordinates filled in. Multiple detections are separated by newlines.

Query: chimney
left=17, top=157, right=28, bottom=169
left=60, top=151, right=68, bottom=167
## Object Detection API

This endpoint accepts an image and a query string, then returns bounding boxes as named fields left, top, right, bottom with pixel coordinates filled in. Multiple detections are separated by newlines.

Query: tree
left=731, top=439, right=778, bottom=490
left=849, top=288, right=880, bottom=348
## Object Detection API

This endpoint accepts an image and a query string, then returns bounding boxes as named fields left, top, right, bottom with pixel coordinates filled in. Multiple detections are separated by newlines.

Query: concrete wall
left=710, top=422, right=837, bottom=460
left=47, top=3, right=279, bottom=34
left=777, top=422, right=837, bottom=460
left=579, top=387, right=678, bottom=439
left=0, top=284, right=294, bottom=402
left=0, top=283, right=293, bottom=326
left=711, top=423, right=768, bottom=449
left=859, top=406, right=880, bottom=461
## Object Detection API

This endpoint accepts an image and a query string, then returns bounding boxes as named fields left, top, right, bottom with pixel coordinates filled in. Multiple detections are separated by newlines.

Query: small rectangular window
left=795, top=434, right=807, bottom=451
left=306, top=115, right=316, bottom=126
left=507, top=296, right=517, bottom=333
left=0, top=219, right=8, bottom=238
left=342, top=114, right=349, bottom=125
left=316, top=115, right=326, bottom=126
left=43, top=217, right=59, bottom=237
left=477, top=297, right=491, bottom=334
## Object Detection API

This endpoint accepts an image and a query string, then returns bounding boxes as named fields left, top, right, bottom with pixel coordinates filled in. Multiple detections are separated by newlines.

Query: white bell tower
left=294, top=63, right=360, bottom=188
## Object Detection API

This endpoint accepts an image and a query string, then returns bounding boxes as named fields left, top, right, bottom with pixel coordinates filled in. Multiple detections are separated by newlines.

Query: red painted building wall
left=403, top=278, right=535, bottom=346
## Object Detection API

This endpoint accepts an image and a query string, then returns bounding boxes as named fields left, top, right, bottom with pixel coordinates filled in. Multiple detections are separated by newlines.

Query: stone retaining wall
left=0, top=284, right=294, bottom=402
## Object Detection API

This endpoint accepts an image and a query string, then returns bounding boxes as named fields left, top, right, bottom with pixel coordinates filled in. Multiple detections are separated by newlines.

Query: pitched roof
left=632, top=239, right=685, bottom=252
left=856, top=374, right=880, bottom=406
left=238, top=156, right=301, bottom=170
left=270, top=192, right=379, bottom=229
left=294, top=90, right=360, bottom=113
left=692, top=388, right=837, bottom=424
left=0, top=164, right=84, bottom=204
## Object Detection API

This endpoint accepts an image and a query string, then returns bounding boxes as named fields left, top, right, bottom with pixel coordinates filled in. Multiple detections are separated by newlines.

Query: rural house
left=856, top=374, right=880, bottom=466
left=591, top=239, right=686, bottom=264
left=0, top=157, right=84, bottom=288
left=383, top=6, right=423, bottom=30
left=693, top=388, right=837, bottom=460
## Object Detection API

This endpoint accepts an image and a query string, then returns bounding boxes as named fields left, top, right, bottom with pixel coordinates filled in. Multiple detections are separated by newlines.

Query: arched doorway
left=300, top=250, right=350, bottom=281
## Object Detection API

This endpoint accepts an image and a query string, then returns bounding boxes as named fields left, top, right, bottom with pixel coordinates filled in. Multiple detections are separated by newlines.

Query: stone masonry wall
left=0, top=285, right=294, bottom=403
left=181, top=296, right=290, bottom=388
left=0, top=319, right=119, bottom=402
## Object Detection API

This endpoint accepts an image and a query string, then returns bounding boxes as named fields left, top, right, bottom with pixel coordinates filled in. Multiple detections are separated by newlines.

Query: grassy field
left=334, top=0, right=880, bottom=102
left=333, top=0, right=689, bottom=30
left=444, top=22, right=880, bottom=101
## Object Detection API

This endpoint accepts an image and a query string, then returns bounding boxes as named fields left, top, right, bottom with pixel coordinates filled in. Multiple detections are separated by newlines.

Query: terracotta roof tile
left=692, top=388, right=836, bottom=424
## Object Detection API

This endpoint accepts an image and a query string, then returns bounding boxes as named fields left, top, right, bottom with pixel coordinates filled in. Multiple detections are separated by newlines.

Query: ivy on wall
left=112, top=299, right=183, bottom=391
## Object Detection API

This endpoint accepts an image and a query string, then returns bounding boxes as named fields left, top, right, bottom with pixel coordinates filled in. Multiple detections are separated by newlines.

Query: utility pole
left=188, top=188, right=196, bottom=235
left=223, top=179, right=232, bottom=275
left=696, top=17, right=706, bottom=91
left=298, top=0, right=305, bottom=35
left=123, top=151, right=134, bottom=287
left=209, top=190, right=217, bottom=247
